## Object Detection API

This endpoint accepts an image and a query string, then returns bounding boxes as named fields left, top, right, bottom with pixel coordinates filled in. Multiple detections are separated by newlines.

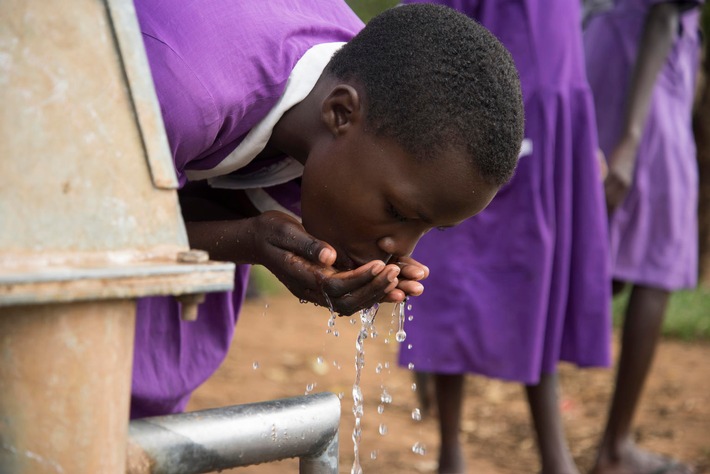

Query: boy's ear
left=321, top=84, right=362, bottom=136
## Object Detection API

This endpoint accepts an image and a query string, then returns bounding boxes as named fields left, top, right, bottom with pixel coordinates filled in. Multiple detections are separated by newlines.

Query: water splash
left=351, top=304, right=380, bottom=474
left=412, top=442, right=427, bottom=455
left=323, top=291, right=337, bottom=336
left=380, top=388, right=392, bottom=405
left=394, top=300, right=407, bottom=342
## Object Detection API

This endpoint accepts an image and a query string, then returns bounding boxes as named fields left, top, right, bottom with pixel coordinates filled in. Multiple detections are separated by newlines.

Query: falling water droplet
left=408, top=362, right=415, bottom=370
left=412, top=442, right=427, bottom=455
left=252, top=361, right=259, bottom=370
left=411, top=383, right=417, bottom=392
left=407, top=343, right=413, bottom=350
left=408, top=315, right=414, bottom=322
left=350, top=304, right=379, bottom=474
left=412, top=408, right=422, bottom=421
left=377, top=404, right=385, bottom=414
left=370, top=450, right=378, bottom=460
left=378, top=423, right=388, bottom=435
left=394, top=301, right=407, bottom=342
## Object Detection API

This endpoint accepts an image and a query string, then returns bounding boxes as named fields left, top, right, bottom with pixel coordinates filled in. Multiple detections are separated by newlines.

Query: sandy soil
left=187, top=290, right=710, bottom=474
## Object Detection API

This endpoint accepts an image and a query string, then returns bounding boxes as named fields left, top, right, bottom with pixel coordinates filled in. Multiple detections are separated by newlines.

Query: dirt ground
left=187, top=290, right=710, bottom=474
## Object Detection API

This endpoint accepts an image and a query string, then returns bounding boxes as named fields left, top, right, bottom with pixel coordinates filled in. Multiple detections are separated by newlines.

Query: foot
left=590, top=444, right=695, bottom=474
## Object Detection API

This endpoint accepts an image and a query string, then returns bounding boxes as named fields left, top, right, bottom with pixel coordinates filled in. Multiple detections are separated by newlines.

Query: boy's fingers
left=396, top=279, right=424, bottom=297
left=322, top=264, right=400, bottom=314
left=322, top=262, right=392, bottom=297
left=279, top=228, right=337, bottom=266
left=395, top=257, right=430, bottom=280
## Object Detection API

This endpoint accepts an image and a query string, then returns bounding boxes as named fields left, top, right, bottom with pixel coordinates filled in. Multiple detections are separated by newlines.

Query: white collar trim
left=185, top=42, right=346, bottom=181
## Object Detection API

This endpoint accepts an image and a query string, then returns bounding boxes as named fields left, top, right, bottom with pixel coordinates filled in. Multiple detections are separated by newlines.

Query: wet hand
left=604, top=139, right=637, bottom=215
left=381, top=256, right=429, bottom=303
left=251, top=211, right=402, bottom=316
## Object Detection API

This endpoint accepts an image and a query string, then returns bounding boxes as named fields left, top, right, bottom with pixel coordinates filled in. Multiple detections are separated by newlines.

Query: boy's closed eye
left=388, top=201, right=453, bottom=232
left=387, top=202, right=409, bottom=222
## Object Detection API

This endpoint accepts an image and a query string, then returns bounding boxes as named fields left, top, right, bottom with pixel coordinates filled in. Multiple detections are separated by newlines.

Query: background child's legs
left=525, top=372, right=579, bottom=474
left=593, top=283, right=677, bottom=473
left=435, top=373, right=466, bottom=474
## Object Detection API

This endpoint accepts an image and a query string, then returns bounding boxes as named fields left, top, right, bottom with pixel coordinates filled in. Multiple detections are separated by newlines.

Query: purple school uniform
left=399, top=0, right=611, bottom=383
left=131, top=0, right=363, bottom=418
left=584, top=0, right=702, bottom=291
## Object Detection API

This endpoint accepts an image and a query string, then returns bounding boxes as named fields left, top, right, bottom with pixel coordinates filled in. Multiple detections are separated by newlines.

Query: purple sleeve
left=142, top=34, right=221, bottom=185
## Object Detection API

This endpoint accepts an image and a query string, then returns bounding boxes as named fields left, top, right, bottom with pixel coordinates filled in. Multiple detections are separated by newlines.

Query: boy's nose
left=377, top=232, right=422, bottom=259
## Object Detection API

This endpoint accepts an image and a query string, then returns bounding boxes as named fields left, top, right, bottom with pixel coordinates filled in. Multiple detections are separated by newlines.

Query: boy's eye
left=387, top=203, right=408, bottom=222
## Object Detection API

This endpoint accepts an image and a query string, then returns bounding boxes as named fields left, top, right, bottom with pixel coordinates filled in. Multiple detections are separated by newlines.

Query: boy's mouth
left=335, top=252, right=367, bottom=272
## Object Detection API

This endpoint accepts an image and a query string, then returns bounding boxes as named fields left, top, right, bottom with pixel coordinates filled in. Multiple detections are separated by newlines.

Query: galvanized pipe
left=127, top=392, right=341, bottom=474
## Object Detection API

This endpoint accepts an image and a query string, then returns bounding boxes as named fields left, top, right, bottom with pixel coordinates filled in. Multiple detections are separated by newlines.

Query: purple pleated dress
left=399, top=0, right=612, bottom=383
left=584, top=0, right=702, bottom=291
left=131, top=0, right=363, bottom=418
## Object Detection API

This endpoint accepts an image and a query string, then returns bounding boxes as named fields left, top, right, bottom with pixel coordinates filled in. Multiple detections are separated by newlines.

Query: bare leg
left=414, top=371, right=434, bottom=418
left=435, top=373, right=466, bottom=474
left=591, top=284, right=691, bottom=473
left=526, top=372, right=580, bottom=474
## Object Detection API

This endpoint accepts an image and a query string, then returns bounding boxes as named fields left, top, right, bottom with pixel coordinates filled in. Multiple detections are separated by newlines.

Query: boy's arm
left=604, top=1, right=682, bottom=212
left=182, top=206, right=405, bottom=316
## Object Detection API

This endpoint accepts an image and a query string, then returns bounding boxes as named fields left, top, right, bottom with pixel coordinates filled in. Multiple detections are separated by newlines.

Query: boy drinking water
left=131, top=1, right=524, bottom=418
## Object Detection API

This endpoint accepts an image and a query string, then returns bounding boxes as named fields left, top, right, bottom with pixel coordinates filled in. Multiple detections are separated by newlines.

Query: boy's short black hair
left=326, top=3, right=524, bottom=186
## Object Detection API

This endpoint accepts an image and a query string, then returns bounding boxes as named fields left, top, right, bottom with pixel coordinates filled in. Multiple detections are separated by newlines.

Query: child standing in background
left=584, top=1, right=703, bottom=472
left=130, top=1, right=524, bottom=419
left=398, top=1, right=612, bottom=473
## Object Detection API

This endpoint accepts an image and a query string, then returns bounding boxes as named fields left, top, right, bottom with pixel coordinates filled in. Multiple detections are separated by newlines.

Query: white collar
left=185, top=42, right=346, bottom=182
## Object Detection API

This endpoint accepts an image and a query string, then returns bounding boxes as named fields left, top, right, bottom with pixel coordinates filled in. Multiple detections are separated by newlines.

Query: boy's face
left=300, top=131, right=498, bottom=271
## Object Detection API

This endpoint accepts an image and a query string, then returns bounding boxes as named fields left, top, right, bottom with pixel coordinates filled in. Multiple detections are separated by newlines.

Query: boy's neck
left=269, top=73, right=333, bottom=165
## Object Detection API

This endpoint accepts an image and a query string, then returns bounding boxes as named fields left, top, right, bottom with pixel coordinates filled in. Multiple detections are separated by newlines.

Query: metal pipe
left=127, top=392, right=341, bottom=474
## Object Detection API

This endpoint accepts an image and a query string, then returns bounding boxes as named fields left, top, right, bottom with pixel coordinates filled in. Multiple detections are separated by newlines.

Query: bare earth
left=187, top=290, right=710, bottom=474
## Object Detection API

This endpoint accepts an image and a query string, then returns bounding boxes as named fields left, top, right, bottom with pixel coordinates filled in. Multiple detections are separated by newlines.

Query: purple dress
left=131, top=0, right=363, bottom=418
left=584, top=0, right=702, bottom=291
left=399, top=0, right=612, bottom=383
